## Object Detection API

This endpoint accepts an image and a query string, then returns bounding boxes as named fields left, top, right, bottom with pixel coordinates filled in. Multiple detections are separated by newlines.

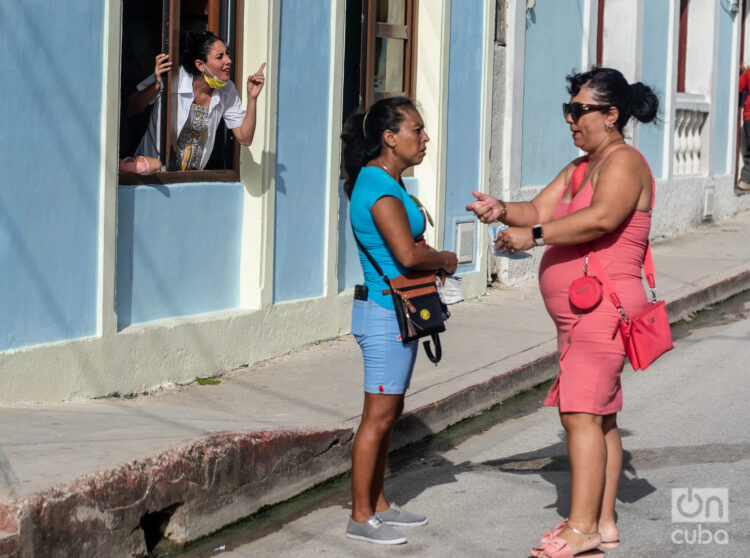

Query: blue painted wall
left=640, top=1, right=671, bottom=178
left=444, top=0, right=484, bottom=270
left=0, top=1, right=103, bottom=351
left=116, top=184, right=243, bottom=328
left=521, top=2, right=585, bottom=186
left=274, top=0, right=332, bottom=302
left=714, top=4, right=735, bottom=175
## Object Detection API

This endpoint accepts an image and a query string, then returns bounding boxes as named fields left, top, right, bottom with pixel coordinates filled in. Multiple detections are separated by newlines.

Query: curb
left=664, top=269, right=750, bottom=323
left=3, top=271, right=749, bottom=557
left=3, top=429, right=352, bottom=558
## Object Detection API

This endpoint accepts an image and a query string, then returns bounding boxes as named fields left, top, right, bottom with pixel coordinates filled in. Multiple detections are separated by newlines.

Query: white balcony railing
left=673, top=93, right=710, bottom=176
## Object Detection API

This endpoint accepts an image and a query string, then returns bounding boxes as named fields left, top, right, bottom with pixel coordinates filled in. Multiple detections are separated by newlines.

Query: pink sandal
left=530, top=526, right=604, bottom=558
left=540, top=518, right=568, bottom=545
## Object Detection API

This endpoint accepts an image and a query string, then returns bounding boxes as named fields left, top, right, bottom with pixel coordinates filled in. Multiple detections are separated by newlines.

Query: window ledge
left=119, top=169, right=240, bottom=186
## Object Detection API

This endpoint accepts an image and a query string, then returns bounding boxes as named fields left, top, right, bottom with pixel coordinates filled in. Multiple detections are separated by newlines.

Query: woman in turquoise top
left=340, top=97, right=457, bottom=545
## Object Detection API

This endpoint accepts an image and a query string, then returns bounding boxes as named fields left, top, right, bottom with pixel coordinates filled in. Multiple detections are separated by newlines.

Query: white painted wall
left=413, top=0, right=451, bottom=250
left=601, top=0, right=643, bottom=144
left=601, top=0, right=642, bottom=82
left=685, top=0, right=716, bottom=96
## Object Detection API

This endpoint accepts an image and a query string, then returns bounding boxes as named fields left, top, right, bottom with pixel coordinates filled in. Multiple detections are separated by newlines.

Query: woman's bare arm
left=371, top=196, right=458, bottom=274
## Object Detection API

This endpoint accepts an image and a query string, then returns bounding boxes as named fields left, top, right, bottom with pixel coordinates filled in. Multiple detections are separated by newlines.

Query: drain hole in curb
left=140, top=503, right=182, bottom=553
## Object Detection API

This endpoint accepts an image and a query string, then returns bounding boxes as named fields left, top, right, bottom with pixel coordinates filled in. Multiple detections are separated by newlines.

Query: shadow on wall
left=244, top=150, right=279, bottom=197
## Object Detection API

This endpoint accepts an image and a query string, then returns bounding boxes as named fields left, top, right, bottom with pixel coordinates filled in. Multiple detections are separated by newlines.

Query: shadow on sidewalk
left=468, top=428, right=656, bottom=517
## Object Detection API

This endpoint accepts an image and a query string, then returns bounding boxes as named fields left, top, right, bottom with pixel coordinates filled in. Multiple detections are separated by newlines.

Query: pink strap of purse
left=566, top=145, right=673, bottom=370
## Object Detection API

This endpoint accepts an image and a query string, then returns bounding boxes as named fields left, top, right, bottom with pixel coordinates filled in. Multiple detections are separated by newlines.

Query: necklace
left=375, top=160, right=398, bottom=180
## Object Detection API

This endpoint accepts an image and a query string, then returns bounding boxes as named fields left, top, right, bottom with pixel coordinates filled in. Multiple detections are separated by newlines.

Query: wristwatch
left=532, top=224, right=544, bottom=246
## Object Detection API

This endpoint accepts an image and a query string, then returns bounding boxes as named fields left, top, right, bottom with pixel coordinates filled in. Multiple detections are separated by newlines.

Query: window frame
left=596, top=0, right=605, bottom=67
left=119, top=0, right=244, bottom=185
left=360, top=0, right=418, bottom=111
left=677, top=0, right=688, bottom=93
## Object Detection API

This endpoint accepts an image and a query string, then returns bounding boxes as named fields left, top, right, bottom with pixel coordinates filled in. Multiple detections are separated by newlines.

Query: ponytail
left=629, top=82, right=659, bottom=124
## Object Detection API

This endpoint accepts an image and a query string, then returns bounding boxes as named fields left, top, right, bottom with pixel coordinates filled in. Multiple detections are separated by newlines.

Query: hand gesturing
left=466, top=190, right=503, bottom=223
left=247, top=62, right=266, bottom=99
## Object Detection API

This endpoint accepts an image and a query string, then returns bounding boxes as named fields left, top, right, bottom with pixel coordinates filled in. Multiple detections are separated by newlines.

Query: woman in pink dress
left=467, top=67, right=659, bottom=558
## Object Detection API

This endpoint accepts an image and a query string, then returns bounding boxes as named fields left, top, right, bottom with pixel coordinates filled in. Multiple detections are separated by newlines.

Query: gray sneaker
left=376, top=503, right=429, bottom=526
left=346, top=516, right=407, bottom=544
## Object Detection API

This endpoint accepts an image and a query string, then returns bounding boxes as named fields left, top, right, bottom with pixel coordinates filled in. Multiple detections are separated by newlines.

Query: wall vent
left=455, top=221, right=476, bottom=265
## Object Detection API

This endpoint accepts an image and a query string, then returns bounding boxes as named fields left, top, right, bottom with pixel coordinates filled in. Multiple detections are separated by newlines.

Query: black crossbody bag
left=352, top=229, right=446, bottom=364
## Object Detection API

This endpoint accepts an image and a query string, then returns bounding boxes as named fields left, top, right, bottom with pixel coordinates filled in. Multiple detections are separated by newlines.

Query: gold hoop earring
left=390, top=144, right=397, bottom=154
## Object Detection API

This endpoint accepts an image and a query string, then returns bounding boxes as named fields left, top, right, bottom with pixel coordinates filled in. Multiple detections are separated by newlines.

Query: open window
left=119, top=0, right=242, bottom=184
left=342, top=0, right=418, bottom=123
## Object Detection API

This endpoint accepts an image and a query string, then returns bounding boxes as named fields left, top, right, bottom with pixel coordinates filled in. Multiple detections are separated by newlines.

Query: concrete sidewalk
left=3, top=211, right=750, bottom=557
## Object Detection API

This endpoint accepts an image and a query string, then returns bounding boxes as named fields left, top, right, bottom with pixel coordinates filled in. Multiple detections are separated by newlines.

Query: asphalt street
left=161, top=295, right=750, bottom=558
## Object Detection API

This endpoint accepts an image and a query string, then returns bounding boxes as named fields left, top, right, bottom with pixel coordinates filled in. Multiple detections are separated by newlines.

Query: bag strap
left=568, top=144, right=659, bottom=315
left=567, top=143, right=630, bottom=200
left=351, top=225, right=391, bottom=288
left=568, top=157, right=589, bottom=198
left=567, top=144, right=656, bottom=214
left=422, top=333, right=441, bottom=364
left=350, top=180, right=415, bottom=287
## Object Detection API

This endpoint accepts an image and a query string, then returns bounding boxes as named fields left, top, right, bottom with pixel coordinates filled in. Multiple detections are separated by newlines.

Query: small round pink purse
left=568, top=254, right=602, bottom=311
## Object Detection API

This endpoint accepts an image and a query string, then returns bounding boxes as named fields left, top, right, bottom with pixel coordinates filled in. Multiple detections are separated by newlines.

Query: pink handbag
left=584, top=246, right=674, bottom=371
left=619, top=299, right=672, bottom=371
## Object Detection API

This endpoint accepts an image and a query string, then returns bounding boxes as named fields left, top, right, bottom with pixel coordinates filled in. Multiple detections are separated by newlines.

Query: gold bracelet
left=497, top=199, right=508, bottom=222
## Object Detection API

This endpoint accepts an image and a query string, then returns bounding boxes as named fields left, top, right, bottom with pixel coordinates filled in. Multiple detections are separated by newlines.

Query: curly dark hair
left=180, top=30, right=223, bottom=76
left=566, top=67, right=659, bottom=132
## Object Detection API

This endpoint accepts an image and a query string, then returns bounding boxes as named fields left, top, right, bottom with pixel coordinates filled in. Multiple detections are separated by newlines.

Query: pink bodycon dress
left=538, top=147, right=653, bottom=415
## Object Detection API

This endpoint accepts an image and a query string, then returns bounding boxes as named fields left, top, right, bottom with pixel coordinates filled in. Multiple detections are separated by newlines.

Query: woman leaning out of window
left=125, top=30, right=265, bottom=172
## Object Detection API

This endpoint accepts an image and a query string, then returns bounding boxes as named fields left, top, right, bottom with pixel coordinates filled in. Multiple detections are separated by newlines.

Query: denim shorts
left=351, top=299, right=418, bottom=395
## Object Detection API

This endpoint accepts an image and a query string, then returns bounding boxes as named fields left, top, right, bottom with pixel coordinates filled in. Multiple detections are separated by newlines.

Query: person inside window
left=126, top=30, right=265, bottom=171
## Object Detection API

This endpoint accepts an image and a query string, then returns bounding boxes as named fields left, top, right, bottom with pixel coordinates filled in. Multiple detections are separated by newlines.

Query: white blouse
left=134, top=67, right=245, bottom=170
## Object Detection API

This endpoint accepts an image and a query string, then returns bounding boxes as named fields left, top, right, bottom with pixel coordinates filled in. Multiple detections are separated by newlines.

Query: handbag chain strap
left=566, top=145, right=658, bottom=321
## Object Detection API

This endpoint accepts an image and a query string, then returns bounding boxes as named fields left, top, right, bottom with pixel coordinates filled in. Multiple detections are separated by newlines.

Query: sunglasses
left=562, top=102, right=613, bottom=121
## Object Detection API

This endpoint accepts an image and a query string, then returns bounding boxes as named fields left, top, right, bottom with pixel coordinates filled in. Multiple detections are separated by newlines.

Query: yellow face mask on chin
left=202, top=64, right=228, bottom=89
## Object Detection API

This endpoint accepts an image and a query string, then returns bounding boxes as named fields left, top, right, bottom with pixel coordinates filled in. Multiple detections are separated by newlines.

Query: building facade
left=490, top=0, right=750, bottom=284
left=1, top=0, right=748, bottom=403
left=0, top=0, right=494, bottom=403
